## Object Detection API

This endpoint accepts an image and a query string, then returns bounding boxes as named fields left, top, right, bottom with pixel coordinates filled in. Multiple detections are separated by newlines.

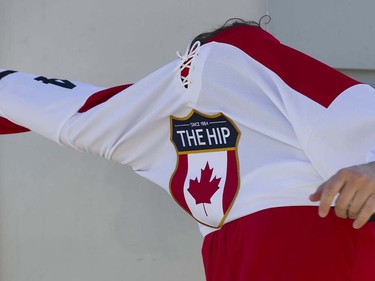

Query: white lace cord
left=175, top=41, right=201, bottom=88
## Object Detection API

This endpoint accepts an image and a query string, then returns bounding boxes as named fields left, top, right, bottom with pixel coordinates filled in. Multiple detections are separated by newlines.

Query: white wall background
left=268, top=0, right=375, bottom=86
left=0, top=1, right=268, bottom=281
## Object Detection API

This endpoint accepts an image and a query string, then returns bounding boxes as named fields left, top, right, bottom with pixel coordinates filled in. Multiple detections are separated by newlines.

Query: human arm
left=0, top=70, right=130, bottom=135
left=0, top=69, right=106, bottom=138
left=0, top=59, right=185, bottom=169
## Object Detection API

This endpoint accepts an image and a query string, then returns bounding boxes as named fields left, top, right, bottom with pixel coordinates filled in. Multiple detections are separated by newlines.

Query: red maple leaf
left=188, top=162, right=221, bottom=216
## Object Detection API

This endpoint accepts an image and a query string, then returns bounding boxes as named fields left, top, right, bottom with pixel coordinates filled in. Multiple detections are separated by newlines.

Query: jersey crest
left=170, top=110, right=240, bottom=228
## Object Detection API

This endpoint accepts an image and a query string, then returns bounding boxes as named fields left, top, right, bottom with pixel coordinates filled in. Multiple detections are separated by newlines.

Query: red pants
left=202, top=206, right=375, bottom=281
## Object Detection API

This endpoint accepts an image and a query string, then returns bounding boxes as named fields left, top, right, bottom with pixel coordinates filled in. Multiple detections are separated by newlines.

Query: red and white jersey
left=1, top=26, right=375, bottom=237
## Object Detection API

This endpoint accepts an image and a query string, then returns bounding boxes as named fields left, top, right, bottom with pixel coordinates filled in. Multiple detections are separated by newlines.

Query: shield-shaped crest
left=170, top=110, right=240, bottom=228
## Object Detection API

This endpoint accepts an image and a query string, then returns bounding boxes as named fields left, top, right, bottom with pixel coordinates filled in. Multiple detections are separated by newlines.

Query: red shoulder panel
left=205, top=26, right=360, bottom=108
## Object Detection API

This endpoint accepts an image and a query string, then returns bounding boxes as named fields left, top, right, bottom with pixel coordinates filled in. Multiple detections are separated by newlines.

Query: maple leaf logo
left=188, top=162, right=221, bottom=216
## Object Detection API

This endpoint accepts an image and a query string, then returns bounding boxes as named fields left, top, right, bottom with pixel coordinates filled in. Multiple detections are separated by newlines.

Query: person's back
left=2, top=20, right=375, bottom=280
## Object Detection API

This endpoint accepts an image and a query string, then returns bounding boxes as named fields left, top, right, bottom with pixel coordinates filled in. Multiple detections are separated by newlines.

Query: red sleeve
left=0, top=83, right=132, bottom=134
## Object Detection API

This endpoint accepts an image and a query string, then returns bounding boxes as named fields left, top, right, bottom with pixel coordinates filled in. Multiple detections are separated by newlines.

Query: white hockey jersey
left=1, top=25, right=375, bottom=237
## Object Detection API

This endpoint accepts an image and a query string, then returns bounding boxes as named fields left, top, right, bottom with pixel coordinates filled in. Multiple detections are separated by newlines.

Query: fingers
left=309, top=163, right=375, bottom=229
left=309, top=185, right=323, bottom=202
left=333, top=183, right=357, bottom=219
left=347, top=188, right=372, bottom=219
left=352, top=195, right=375, bottom=229
left=310, top=170, right=347, bottom=218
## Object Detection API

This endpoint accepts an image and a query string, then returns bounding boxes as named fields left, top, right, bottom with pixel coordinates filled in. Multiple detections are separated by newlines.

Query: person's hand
left=309, top=162, right=375, bottom=229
